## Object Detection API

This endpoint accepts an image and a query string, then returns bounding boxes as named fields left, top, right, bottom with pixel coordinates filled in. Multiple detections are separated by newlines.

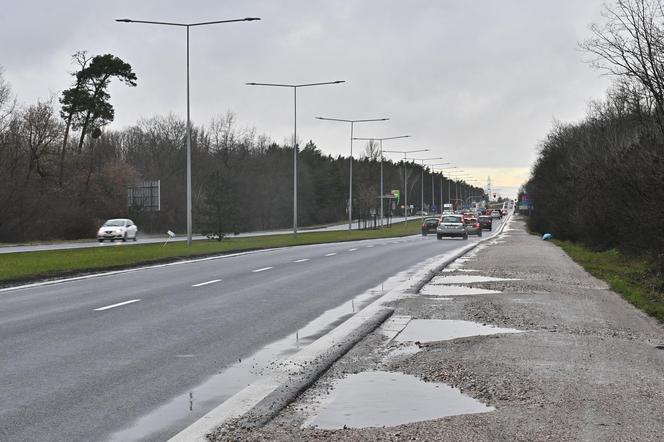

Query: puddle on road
left=429, top=275, right=519, bottom=285
left=107, top=263, right=420, bottom=441
left=306, top=371, right=493, bottom=429
left=395, top=319, right=522, bottom=343
left=420, top=285, right=501, bottom=296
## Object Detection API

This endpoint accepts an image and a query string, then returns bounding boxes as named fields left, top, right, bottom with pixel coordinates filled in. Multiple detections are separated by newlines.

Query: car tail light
left=475, top=223, right=480, bottom=228
left=422, top=223, right=426, bottom=228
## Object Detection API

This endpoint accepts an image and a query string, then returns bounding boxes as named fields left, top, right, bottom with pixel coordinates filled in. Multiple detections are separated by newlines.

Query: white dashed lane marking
left=94, top=299, right=141, bottom=311
left=325, top=253, right=336, bottom=257
left=192, top=279, right=222, bottom=287
left=252, top=267, right=273, bottom=273
left=294, top=259, right=309, bottom=263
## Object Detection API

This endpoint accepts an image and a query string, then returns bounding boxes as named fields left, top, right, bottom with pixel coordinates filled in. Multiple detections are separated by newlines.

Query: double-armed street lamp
left=116, top=16, right=261, bottom=246
left=463, top=179, right=482, bottom=205
left=316, top=117, right=389, bottom=231
left=411, top=157, right=444, bottom=218
left=448, top=173, right=474, bottom=208
left=383, top=148, right=429, bottom=225
left=436, top=166, right=458, bottom=208
left=425, top=162, right=451, bottom=213
left=351, top=135, right=410, bottom=227
left=246, top=81, right=346, bottom=235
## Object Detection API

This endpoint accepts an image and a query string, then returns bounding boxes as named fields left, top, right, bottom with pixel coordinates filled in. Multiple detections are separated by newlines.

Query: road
left=0, top=216, right=411, bottom=254
left=0, top=221, right=501, bottom=442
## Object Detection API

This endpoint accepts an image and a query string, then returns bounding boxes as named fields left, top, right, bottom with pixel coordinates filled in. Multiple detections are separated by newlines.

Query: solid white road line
left=192, top=279, right=222, bottom=287
left=294, top=259, right=309, bottom=263
left=348, top=248, right=358, bottom=251
left=252, top=267, right=273, bottom=273
left=325, top=253, right=336, bottom=257
left=366, top=245, right=374, bottom=248
left=94, top=299, right=141, bottom=311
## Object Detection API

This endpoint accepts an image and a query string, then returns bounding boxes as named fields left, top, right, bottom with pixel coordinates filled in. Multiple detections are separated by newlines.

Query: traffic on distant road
left=420, top=200, right=512, bottom=240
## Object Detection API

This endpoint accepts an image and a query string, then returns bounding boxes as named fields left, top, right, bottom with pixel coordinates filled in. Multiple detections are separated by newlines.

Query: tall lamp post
left=383, top=148, right=429, bottom=226
left=437, top=166, right=458, bottom=209
left=315, top=117, right=388, bottom=230
left=443, top=170, right=466, bottom=207
left=247, top=81, right=345, bottom=235
left=117, top=16, right=261, bottom=246
left=426, top=163, right=450, bottom=213
left=411, top=157, right=443, bottom=218
left=352, top=135, right=410, bottom=227
left=448, top=173, right=473, bottom=208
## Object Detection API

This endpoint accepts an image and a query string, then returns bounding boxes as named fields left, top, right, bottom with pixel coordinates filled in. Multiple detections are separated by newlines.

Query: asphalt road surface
left=0, top=221, right=501, bottom=442
left=0, top=217, right=411, bottom=254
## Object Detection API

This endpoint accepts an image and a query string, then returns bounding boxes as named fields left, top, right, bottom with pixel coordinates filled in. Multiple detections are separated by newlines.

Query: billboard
left=128, top=180, right=160, bottom=211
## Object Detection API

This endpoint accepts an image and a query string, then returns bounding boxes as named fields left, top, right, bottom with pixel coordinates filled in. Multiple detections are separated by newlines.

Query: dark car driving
left=421, top=217, right=439, bottom=235
left=478, top=215, right=492, bottom=230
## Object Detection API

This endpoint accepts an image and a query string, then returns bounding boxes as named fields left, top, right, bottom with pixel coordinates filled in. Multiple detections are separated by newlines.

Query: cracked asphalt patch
left=210, top=217, right=664, bottom=442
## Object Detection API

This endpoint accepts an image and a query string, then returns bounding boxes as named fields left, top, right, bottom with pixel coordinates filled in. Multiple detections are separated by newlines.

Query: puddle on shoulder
left=420, top=285, right=501, bottom=296
left=429, top=275, right=520, bottom=285
left=306, top=371, right=493, bottom=429
left=395, top=319, right=522, bottom=343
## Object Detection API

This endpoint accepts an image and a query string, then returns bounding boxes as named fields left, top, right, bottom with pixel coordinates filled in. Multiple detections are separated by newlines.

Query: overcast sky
left=1, top=0, right=613, bottom=198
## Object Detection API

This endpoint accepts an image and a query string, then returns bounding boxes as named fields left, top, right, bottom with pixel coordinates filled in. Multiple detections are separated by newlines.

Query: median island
left=0, top=222, right=422, bottom=286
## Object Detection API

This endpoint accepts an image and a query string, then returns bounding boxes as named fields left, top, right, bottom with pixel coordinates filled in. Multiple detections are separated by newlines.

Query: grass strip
left=0, top=221, right=423, bottom=284
left=555, top=240, right=664, bottom=322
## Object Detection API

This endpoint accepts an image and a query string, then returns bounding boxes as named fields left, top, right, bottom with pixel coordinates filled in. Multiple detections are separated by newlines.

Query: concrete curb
left=237, top=308, right=395, bottom=429
left=169, top=215, right=512, bottom=441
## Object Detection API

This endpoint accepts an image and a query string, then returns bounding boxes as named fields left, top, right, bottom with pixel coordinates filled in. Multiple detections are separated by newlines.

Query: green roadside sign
left=391, top=190, right=400, bottom=204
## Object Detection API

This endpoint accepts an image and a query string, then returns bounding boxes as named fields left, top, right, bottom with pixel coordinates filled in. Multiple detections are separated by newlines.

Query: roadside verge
left=169, top=216, right=511, bottom=441
left=0, top=222, right=422, bottom=287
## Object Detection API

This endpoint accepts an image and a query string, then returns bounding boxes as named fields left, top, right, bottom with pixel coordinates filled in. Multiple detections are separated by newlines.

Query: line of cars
left=421, top=207, right=507, bottom=240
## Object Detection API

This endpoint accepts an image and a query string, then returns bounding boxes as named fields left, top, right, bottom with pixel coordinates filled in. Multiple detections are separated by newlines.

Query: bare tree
left=0, top=68, right=16, bottom=134
left=22, top=98, right=62, bottom=183
left=581, top=0, right=664, bottom=132
left=362, top=139, right=380, bottom=161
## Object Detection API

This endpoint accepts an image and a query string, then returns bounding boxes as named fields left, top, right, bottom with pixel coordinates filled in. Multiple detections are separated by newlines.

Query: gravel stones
left=211, top=217, right=664, bottom=442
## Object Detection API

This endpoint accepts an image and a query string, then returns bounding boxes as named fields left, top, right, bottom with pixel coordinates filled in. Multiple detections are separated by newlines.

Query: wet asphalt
left=0, top=221, right=500, bottom=442
left=219, top=216, right=664, bottom=442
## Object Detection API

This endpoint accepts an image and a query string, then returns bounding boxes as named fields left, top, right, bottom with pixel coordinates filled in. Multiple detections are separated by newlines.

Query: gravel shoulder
left=211, top=216, right=664, bottom=442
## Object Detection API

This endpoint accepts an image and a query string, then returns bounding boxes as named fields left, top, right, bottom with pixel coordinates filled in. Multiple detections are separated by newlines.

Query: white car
left=97, top=218, right=138, bottom=242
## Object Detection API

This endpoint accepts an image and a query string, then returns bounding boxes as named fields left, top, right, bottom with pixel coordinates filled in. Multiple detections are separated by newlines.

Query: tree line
left=525, top=0, right=664, bottom=274
left=0, top=58, right=481, bottom=242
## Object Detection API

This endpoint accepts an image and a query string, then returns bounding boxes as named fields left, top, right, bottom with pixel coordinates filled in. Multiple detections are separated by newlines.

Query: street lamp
left=116, top=16, right=260, bottom=246
left=383, top=148, right=429, bottom=226
left=425, top=163, right=450, bottom=213
left=352, top=135, right=410, bottom=227
left=247, top=81, right=346, bottom=235
left=437, top=166, right=458, bottom=209
left=448, top=173, right=473, bottom=208
left=411, top=157, right=443, bottom=218
left=316, top=117, right=388, bottom=230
